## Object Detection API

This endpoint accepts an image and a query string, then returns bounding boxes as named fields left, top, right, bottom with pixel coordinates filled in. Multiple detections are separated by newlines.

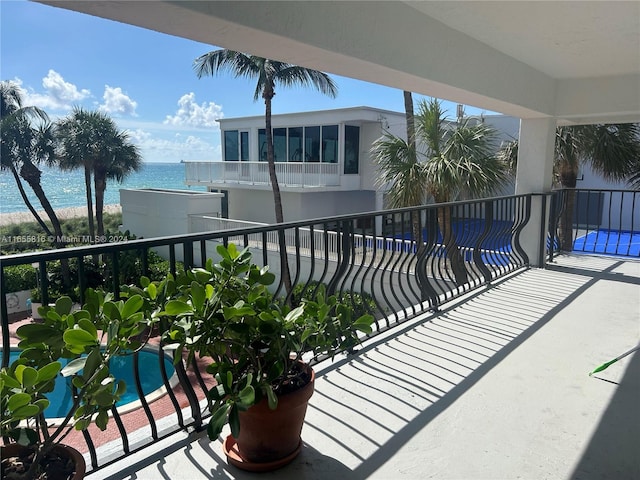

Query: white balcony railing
left=184, top=161, right=341, bottom=188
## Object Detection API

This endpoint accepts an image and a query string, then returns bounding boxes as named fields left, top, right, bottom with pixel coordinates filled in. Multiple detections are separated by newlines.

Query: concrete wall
left=121, top=188, right=223, bottom=239
left=227, top=189, right=376, bottom=224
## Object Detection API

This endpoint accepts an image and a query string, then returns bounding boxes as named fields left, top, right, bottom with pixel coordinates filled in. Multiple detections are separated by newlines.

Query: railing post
left=1, top=266, right=9, bottom=367
left=416, top=207, right=440, bottom=309
left=539, top=194, right=548, bottom=266
left=473, top=201, right=494, bottom=283
left=327, top=219, right=352, bottom=297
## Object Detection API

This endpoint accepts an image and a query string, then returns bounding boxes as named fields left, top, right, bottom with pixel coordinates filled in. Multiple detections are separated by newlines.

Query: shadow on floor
left=570, top=349, right=640, bottom=480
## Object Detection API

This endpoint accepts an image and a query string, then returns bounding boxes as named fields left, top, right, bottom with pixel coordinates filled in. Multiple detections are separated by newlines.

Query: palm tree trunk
left=84, top=164, right=96, bottom=242
left=94, top=171, right=106, bottom=240
left=559, top=188, right=577, bottom=251
left=19, top=160, right=71, bottom=287
left=403, top=91, right=422, bottom=250
left=411, top=211, right=423, bottom=253
left=264, top=84, right=292, bottom=296
left=19, top=161, right=64, bottom=246
left=558, top=167, right=578, bottom=251
left=403, top=91, right=415, bottom=148
left=437, top=205, right=468, bottom=285
left=9, top=162, right=53, bottom=236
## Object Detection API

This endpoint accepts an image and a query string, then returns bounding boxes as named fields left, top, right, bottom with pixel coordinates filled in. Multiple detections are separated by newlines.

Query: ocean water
left=0, top=163, right=205, bottom=214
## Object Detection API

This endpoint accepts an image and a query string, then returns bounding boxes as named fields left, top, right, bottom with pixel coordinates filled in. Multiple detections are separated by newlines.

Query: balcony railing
left=1, top=193, right=535, bottom=474
left=184, top=161, right=341, bottom=187
left=548, top=189, right=640, bottom=260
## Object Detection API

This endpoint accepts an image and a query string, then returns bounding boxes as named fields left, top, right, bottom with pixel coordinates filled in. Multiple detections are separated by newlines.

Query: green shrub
left=290, top=281, right=379, bottom=319
left=3, top=264, right=38, bottom=292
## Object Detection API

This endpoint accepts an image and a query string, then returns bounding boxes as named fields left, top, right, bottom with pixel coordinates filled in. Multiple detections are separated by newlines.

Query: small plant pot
left=30, top=302, right=43, bottom=320
left=224, top=365, right=315, bottom=471
left=1, top=443, right=86, bottom=480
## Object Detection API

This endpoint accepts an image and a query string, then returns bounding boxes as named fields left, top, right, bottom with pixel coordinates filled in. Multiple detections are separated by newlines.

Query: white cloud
left=98, top=85, right=138, bottom=116
left=164, top=92, right=223, bottom=129
left=15, top=70, right=90, bottom=111
left=123, top=128, right=221, bottom=163
left=127, top=129, right=152, bottom=144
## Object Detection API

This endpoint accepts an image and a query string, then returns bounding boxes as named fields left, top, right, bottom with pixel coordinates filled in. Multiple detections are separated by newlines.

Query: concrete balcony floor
left=97, top=254, right=639, bottom=480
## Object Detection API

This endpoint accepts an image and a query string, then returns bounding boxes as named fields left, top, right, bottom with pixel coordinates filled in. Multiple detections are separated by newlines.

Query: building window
left=344, top=125, right=360, bottom=174
left=224, top=130, right=249, bottom=161
left=240, top=131, right=249, bottom=161
left=256, top=124, right=340, bottom=163
left=289, top=127, right=303, bottom=161
left=224, top=130, right=239, bottom=161
left=305, top=126, right=321, bottom=162
left=273, top=128, right=287, bottom=163
left=258, top=129, right=267, bottom=161
left=322, top=125, right=338, bottom=163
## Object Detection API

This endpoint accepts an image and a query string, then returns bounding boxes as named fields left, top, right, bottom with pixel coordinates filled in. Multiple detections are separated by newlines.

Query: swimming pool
left=573, top=229, right=640, bottom=257
left=5, top=347, right=176, bottom=419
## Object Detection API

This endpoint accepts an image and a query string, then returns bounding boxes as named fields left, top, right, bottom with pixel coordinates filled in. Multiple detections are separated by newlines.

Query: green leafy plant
left=0, top=290, right=157, bottom=479
left=3, top=265, right=38, bottom=293
left=156, top=244, right=374, bottom=440
left=290, top=281, right=379, bottom=319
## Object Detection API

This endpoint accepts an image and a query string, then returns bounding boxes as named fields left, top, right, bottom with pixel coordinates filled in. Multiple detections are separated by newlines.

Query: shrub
left=3, top=264, right=38, bottom=292
left=290, top=281, right=379, bottom=319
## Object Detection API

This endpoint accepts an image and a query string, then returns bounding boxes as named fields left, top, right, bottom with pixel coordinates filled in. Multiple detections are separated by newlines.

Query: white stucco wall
left=227, top=189, right=377, bottom=224
left=121, top=189, right=222, bottom=239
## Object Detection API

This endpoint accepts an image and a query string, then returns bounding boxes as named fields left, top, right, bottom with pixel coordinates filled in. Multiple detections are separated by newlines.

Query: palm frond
left=577, top=123, right=640, bottom=181
left=497, top=138, right=519, bottom=173
left=415, top=98, right=446, bottom=157
left=371, top=133, right=426, bottom=208
left=276, top=65, right=338, bottom=98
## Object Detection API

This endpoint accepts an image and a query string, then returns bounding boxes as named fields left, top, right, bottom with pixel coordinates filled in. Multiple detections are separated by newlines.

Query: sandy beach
left=0, top=204, right=122, bottom=227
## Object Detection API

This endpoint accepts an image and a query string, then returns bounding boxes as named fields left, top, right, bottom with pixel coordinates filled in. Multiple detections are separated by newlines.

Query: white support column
left=515, top=118, right=556, bottom=267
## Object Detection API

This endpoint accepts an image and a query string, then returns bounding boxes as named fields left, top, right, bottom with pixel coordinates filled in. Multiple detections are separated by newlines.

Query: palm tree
left=373, top=98, right=509, bottom=284
left=0, top=81, right=64, bottom=244
left=194, top=50, right=337, bottom=224
left=93, top=135, right=141, bottom=238
left=56, top=109, right=141, bottom=241
left=194, top=50, right=337, bottom=294
left=401, top=90, right=422, bottom=246
left=56, top=108, right=101, bottom=241
left=498, top=123, right=640, bottom=250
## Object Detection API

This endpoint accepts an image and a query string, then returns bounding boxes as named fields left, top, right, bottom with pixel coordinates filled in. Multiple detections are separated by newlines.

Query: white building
left=184, top=107, right=406, bottom=224
left=183, top=106, right=520, bottom=224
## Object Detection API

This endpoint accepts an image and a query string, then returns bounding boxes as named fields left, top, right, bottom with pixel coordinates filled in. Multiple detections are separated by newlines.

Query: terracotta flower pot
left=224, top=365, right=315, bottom=471
left=1, top=443, right=86, bottom=480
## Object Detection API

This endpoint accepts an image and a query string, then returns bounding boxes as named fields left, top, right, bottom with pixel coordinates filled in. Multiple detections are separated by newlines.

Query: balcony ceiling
left=39, top=1, right=640, bottom=125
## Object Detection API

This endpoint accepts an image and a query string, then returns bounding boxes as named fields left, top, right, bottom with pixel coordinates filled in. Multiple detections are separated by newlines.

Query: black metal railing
left=548, top=188, right=639, bottom=260
left=1, top=194, right=532, bottom=474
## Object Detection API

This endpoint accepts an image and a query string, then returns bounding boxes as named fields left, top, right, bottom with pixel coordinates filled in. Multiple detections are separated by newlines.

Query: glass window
left=224, top=130, right=239, bottom=161
left=344, top=125, right=360, bottom=174
left=240, top=131, right=249, bottom=161
left=305, top=126, right=320, bottom=162
left=258, top=129, right=267, bottom=161
left=289, top=127, right=303, bottom=162
left=273, top=128, right=287, bottom=163
left=322, top=125, right=338, bottom=163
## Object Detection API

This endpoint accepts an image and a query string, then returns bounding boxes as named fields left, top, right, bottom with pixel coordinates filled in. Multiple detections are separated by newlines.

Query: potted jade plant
left=158, top=244, right=374, bottom=471
left=1, top=289, right=157, bottom=480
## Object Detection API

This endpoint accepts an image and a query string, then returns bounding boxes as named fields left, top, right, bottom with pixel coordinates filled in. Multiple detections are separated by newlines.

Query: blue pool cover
left=573, top=230, right=640, bottom=257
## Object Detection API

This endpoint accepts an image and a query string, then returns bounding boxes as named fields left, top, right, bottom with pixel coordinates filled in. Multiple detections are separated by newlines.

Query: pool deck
left=92, top=254, right=640, bottom=479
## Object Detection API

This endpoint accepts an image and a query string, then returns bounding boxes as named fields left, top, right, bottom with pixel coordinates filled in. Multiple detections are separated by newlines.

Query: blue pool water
left=382, top=219, right=516, bottom=265
left=5, top=349, right=175, bottom=419
left=573, top=230, right=640, bottom=257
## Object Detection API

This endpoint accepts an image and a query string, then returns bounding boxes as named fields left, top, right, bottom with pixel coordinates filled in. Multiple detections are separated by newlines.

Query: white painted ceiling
left=38, top=1, right=640, bottom=124
left=408, top=1, right=640, bottom=79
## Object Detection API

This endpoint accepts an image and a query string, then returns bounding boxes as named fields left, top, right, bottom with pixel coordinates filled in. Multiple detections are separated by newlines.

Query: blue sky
left=1, top=0, right=496, bottom=163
